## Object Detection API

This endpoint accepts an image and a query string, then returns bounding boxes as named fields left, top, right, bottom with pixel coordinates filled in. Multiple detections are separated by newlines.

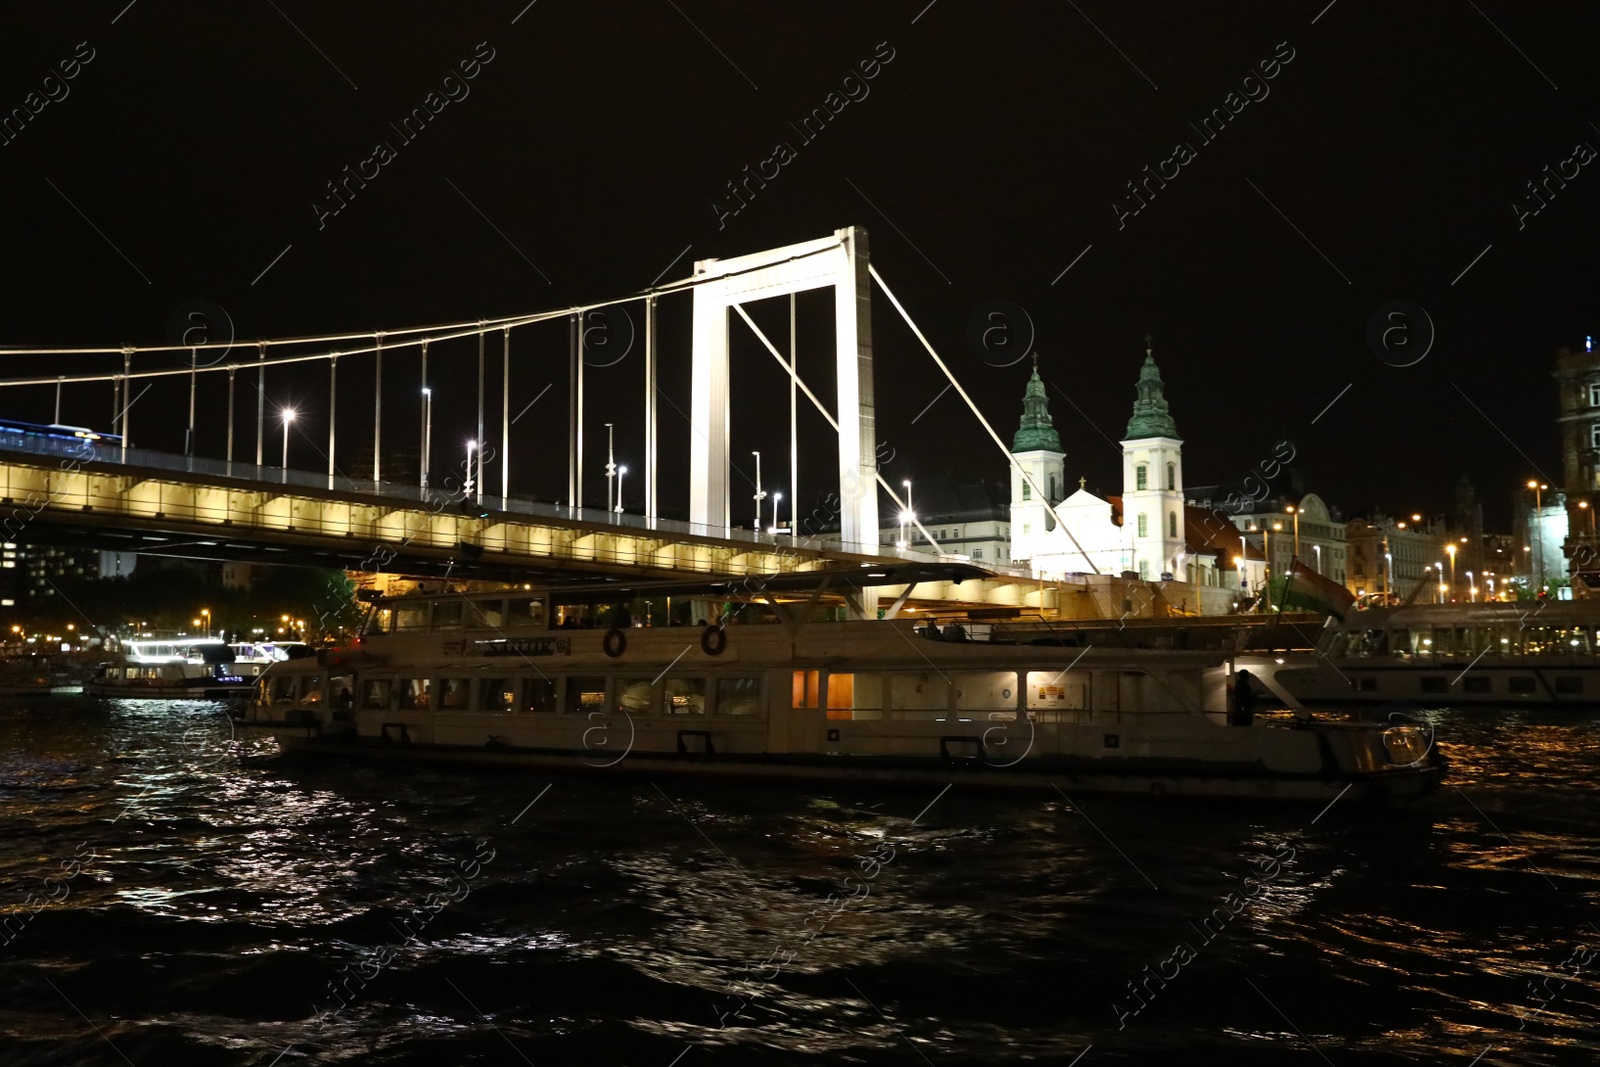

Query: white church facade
left=1007, top=345, right=1233, bottom=590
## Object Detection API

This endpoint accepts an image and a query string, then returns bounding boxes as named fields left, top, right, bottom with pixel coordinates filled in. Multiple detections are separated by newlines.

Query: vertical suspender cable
left=568, top=312, right=578, bottom=509
left=645, top=295, right=656, bottom=524
left=501, top=326, right=510, bottom=500
left=255, top=343, right=265, bottom=469
left=226, top=366, right=236, bottom=475
left=186, top=348, right=197, bottom=457
left=373, top=332, right=382, bottom=486
left=476, top=325, right=485, bottom=505
left=789, top=292, right=797, bottom=544
left=328, top=355, right=338, bottom=490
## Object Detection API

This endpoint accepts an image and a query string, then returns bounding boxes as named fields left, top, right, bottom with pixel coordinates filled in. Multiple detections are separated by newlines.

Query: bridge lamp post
left=1446, top=543, right=1457, bottom=600
left=465, top=440, right=476, bottom=497
left=770, top=490, right=782, bottom=534
left=605, top=422, right=617, bottom=513
left=616, top=466, right=627, bottom=514
left=201, top=608, right=210, bottom=639
left=752, top=451, right=765, bottom=532
left=1466, top=570, right=1476, bottom=602
left=421, top=388, right=434, bottom=490
left=280, top=408, right=296, bottom=483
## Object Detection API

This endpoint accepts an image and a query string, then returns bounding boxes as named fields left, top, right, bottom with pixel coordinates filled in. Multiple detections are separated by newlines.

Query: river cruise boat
left=228, top=640, right=312, bottom=679
left=88, top=638, right=256, bottom=699
left=1272, top=600, right=1600, bottom=706
left=239, top=566, right=1443, bottom=802
left=0, top=658, right=85, bottom=696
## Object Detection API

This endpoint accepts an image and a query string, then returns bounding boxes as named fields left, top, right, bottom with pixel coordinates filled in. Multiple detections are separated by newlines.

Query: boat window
left=1419, top=677, right=1448, bottom=694
left=889, top=672, right=947, bottom=711
left=1325, top=632, right=1351, bottom=658
left=507, top=597, right=545, bottom=628
left=301, top=675, right=325, bottom=705
left=716, top=677, right=762, bottom=716
left=953, top=671, right=1018, bottom=711
left=370, top=607, right=395, bottom=635
left=1463, top=676, right=1491, bottom=694
left=124, top=667, right=139, bottom=680
left=1357, top=677, right=1378, bottom=692
left=1391, top=628, right=1411, bottom=656
left=271, top=675, right=297, bottom=704
left=362, top=679, right=393, bottom=710
left=432, top=602, right=464, bottom=631
left=791, top=670, right=820, bottom=709
left=663, top=677, right=708, bottom=715
left=399, top=677, right=432, bottom=709
left=1556, top=676, right=1583, bottom=694
left=480, top=678, right=517, bottom=711
left=1509, top=676, right=1536, bottom=694
left=525, top=677, right=558, bottom=713
left=565, top=676, right=607, bottom=714
left=468, top=600, right=505, bottom=628
left=439, top=677, right=471, bottom=709
left=617, top=677, right=656, bottom=715
left=824, top=673, right=882, bottom=720
left=330, top=675, right=354, bottom=710
left=395, top=605, right=429, bottom=632
left=1026, top=671, right=1089, bottom=710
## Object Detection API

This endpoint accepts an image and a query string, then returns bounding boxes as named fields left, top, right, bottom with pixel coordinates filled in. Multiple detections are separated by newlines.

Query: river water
left=0, top=697, right=1595, bottom=1065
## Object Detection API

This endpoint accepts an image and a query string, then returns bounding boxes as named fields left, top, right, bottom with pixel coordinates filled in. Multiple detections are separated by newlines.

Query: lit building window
left=1136, top=465, right=1148, bottom=491
left=1590, top=383, right=1600, bottom=407
left=973, top=548, right=984, bottom=560
left=1021, top=482, right=1031, bottom=500
left=1166, top=463, right=1175, bottom=491
left=1591, top=422, right=1600, bottom=449
left=1138, top=560, right=1149, bottom=580
left=1137, top=514, right=1148, bottom=537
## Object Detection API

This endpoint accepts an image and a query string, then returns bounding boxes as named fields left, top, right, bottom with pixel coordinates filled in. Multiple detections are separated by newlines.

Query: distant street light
left=1285, top=504, right=1303, bottom=558
left=770, top=490, right=782, bottom=534
left=1446, top=543, right=1457, bottom=599
left=616, top=466, right=628, bottom=514
left=465, top=440, right=477, bottom=497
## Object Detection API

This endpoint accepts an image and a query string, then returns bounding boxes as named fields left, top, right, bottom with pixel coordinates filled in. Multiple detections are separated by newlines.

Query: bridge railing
left=0, top=432, right=968, bottom=567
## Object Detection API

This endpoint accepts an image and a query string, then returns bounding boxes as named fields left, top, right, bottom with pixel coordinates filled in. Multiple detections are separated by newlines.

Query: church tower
left=1008, top=355, right=1065, bottom=564
left=1121, top=338, right=1184, bottom=580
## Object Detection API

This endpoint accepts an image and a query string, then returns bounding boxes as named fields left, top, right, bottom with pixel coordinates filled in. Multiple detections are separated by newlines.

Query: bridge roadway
left=0, top=436, right=1014, bottom=591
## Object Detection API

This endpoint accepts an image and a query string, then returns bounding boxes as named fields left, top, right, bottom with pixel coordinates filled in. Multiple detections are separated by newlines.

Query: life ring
left=701, top=626, right=727, bottom=656
left=603, top=628, right=627, bottom=658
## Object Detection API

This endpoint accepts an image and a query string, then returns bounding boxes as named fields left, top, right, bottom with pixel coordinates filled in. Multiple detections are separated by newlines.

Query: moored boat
left=239, top=570, right=1444, bottom=802
left=1271, top=600, right=1600, bottom=706
left=88, top=638, right=257, bottom=699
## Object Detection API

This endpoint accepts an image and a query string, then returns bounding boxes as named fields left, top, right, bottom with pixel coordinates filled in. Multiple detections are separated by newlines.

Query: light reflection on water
left=0, top=698, right=1595, bottom=1064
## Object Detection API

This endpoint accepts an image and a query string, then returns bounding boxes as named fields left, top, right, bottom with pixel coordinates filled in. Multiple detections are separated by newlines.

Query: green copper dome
left=1011, top=360, right=1063, bottom=453
left=1125, top=350, right=1180, bottom=440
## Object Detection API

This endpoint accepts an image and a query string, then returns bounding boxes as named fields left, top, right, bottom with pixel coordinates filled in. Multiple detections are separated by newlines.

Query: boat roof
left=372, top=562, right=993, bottom=605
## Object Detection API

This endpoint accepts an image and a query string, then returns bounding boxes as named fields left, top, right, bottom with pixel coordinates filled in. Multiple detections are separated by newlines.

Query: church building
left=1007, top=341, right=1231, bottom=589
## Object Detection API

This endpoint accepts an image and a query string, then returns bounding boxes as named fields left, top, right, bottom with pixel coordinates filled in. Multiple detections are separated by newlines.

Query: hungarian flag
left=1278, top=558, right=1357, bottom=620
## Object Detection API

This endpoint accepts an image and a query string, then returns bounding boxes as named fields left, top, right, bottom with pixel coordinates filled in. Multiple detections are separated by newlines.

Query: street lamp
left=751, top=451, right=765, bottom=531
left=1234, top=555, right=1246, bottom=592
left=1466, top=570, right=1476, bottom=602
left=201, top=608, right=211, bottom=638
left=605, top=422, right=616, bottom=512
left=1285, top=504, right=1303, bottom=558
left=280, top=408, right=296, bottom=483
left=465, top=440, right=476, bottom=497
left=616, top=466, right=627, bottom=514
left=1385, top=551, right=1393, bottom=596
left=420, top=388, right=433, bottom=490
left=770, top=490, right=782, bottom=533
left=1312, top=544, right=1322, bottom=574
left=1446, top=544, right=1457, bottom=599
left=904, top=479, right=915, bottom=543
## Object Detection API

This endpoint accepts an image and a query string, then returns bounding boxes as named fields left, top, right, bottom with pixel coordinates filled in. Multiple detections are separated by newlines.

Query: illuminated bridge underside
left=0, top=457, right=920, bottom=585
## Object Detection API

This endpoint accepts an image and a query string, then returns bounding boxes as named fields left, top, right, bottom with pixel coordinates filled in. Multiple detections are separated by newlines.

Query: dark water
left=0, top=699, right=1596, bottom=1066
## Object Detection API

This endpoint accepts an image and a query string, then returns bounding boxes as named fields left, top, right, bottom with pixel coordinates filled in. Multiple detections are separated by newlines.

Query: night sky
left=1, top=2, right=1596, bottom=531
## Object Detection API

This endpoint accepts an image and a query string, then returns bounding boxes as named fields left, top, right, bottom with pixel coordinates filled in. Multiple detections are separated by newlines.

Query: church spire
left=1011, top=356, right=1063, bottom=453
left=1125, top=339, right=1180, bottom=440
